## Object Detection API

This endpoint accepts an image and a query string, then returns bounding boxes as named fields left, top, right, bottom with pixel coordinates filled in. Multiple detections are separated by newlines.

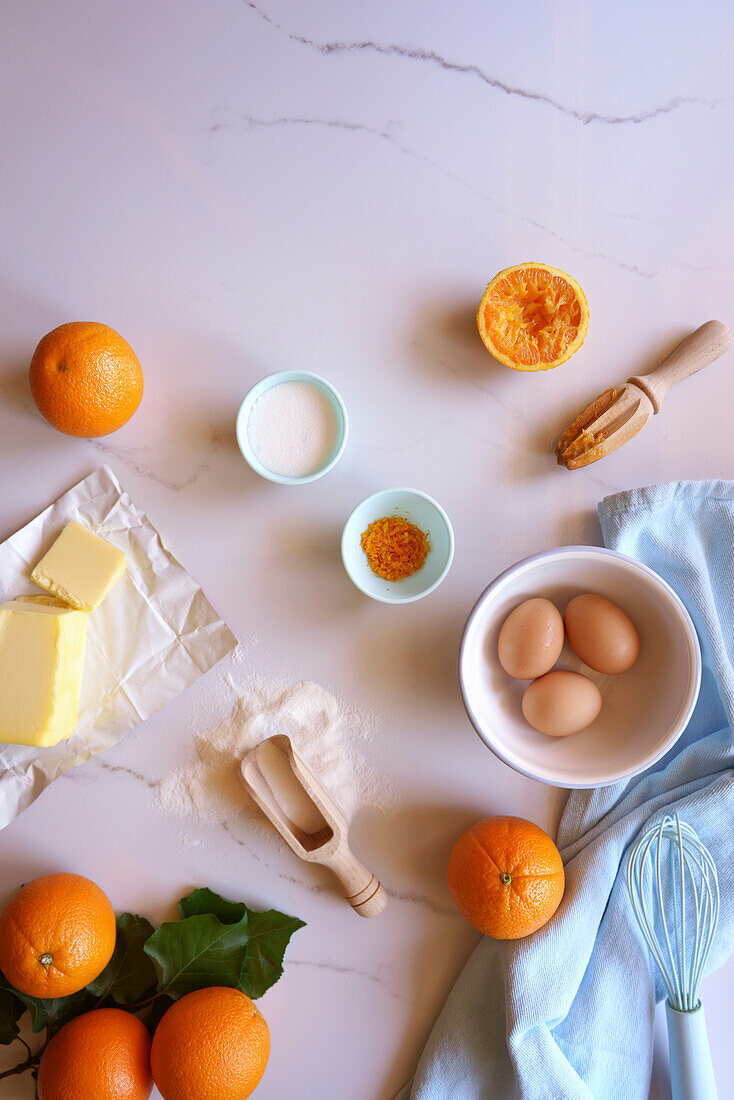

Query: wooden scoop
left=556, top=320, right=732, bottom=469
left=240, top=734, right=387, bottom=918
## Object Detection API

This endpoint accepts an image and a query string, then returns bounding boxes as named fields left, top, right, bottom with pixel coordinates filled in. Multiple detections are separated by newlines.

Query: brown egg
left=522, top=670, right=602, bottom=737
left=564, top=593, right=640, bottom=674
left=497, top=598, right=564, bottom=680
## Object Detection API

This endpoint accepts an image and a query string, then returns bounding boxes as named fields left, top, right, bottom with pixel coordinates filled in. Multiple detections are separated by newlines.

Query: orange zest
left=477, top=263, right=589, bottom=371
left=360, top=516, right=430, bottom=581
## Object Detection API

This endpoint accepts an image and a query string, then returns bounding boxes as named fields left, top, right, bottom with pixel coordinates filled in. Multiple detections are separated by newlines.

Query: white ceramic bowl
left=235, top=370, right=348, bottom=484
left=459, top=547, right=701, bottom=788
left=341, top=488, right=454, bottom=603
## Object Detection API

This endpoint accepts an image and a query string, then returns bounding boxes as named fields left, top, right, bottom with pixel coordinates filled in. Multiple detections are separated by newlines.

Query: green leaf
left=144, top=914, right=252, bottom=998
left=0, top=988, right=24, bottom=1044
left=0, top=967, right=96, bottom=1035
left=147, top=889, right=305, bottom=1000
left=240, top=908, right=306, bottom=1000
left=87, top=913, right=157, bottom=1004
left=179, top=887, right=248, bottom=924
left=14, top=988, right=95, bottom=1034
left=178, top=888, right=306, bottom=999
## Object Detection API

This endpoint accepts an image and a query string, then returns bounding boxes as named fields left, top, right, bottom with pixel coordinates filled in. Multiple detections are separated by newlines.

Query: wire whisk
left=627, top=813, right=720, bottom=1100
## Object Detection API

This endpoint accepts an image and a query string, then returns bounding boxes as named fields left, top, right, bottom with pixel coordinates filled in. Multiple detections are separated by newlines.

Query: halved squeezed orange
left=477, top=263, right=589, bottom=371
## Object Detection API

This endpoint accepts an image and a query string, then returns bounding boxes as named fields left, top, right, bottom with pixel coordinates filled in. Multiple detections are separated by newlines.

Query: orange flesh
left=480, top=267, right=585, bottom=367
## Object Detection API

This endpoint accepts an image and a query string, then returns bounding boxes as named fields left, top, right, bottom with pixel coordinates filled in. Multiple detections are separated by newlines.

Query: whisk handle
left=666, top=1001, right=718, bottom=1100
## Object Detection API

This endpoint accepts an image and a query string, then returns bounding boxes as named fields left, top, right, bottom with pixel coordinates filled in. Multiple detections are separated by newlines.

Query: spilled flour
left=156, top=676, right=393, bottom=832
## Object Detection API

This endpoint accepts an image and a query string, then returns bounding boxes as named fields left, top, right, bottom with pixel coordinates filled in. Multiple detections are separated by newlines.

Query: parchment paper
left=0, top=465, right=237, bottom=828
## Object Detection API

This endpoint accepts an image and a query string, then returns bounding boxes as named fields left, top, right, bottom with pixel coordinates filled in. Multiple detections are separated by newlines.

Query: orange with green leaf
left=37, top=1008, right=153, bottom=1100
left=0, top=872, right=116, bottom=997
left=0, top=877, right=304, bottom=1094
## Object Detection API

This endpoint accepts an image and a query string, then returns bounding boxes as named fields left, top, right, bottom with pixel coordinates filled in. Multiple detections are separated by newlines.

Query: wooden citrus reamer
left=241, top=734, right=387, bottom=918
left=557, top=320, right=732, bottom=468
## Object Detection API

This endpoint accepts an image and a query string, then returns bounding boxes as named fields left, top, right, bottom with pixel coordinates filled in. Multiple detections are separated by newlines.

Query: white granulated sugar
left=247, top=381, right=339, bottom=477
left=156, top=676, right=393, bottom=833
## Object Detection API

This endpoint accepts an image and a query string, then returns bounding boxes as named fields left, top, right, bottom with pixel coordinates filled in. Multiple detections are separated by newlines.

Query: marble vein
left=288, top=958, right=415, bottom=1005
left=209, top=109, right=397, bottom=143
left=67, top=758, right=157, bottom=789
left=205, top=107, right=402, bottom=168
left=412, top=341, right=526, bottom=415
left=66, top=768, right=453, bottom=920
left=207, top=108, right=707, bottom=280
left=223, top=824, right=453, bottom=916
left=384, top=885, right=457, bottom=918
left=243, top=1, right=721, bottom=126
left=88, top=438, right=211, bottom=492
left=221, top=821, right=327, bottom=894
left=0, top=376, right=217, bottom=488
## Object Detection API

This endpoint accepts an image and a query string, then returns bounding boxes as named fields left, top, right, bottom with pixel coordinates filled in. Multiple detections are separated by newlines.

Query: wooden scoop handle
left=329, top=848, right=388, bottom=918
left=628, top=320, right=732, bottom=414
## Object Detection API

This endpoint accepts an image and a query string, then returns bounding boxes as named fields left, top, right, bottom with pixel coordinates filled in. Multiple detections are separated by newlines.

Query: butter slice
left=32, top=521, right=126, bottom=611
left=0, top=599, right=88, bottom=747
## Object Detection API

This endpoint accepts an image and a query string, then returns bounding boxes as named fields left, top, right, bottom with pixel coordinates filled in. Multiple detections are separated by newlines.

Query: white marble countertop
left=0, top=2, right=732, bottom=1097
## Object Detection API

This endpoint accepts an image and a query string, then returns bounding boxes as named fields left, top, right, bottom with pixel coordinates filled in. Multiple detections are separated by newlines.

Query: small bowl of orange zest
left=341, top=488, right=454, bottom=603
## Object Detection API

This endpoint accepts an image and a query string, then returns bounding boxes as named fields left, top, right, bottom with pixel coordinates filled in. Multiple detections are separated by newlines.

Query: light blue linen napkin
left=397, top=480, right=734, bottom=1100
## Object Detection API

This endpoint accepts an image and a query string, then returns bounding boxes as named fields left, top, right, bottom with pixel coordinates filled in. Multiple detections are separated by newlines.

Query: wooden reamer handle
left=329, top=848, right=388, bottom=918
left=628, top=319, right=732, bottom=414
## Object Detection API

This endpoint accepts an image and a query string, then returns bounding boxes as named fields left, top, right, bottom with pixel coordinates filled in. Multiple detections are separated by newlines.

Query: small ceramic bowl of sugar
left=236, top=370, right=348, bottom=484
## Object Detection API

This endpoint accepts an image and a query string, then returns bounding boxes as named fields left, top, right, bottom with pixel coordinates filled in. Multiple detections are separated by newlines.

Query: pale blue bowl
left=236, top=370, right=348, bottom=484
left=341, top=488, right=455, bottom=603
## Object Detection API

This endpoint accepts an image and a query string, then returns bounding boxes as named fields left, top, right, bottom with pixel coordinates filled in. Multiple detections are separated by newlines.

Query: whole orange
left=0, top=872, right=116, bottom=997
left=447, top=816, right=565, bottom=939
left=29, top=321, right=143, bottom=437
left=37, top=1008, right=152, bottom=1100
left=151, top=987, right=270, bottom=1100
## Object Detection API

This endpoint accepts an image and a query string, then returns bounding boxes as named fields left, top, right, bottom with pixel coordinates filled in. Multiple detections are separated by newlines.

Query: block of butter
left=31, top=521, right=126, bottom=611
left=0, top=598, right=88, bottom=747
